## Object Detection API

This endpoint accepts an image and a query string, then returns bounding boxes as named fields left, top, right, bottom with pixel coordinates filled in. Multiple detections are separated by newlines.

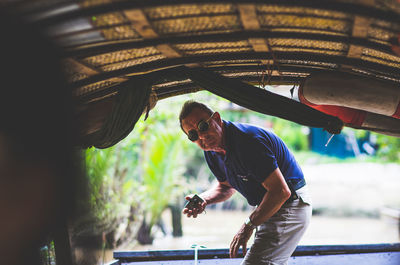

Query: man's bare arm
left=249, top=167, right=291, bottom=226
left=230, top=168, right=291, bottom=258
left=200, top=180, right=236, bottom=205
left=183, top=180, right=235, bottom=218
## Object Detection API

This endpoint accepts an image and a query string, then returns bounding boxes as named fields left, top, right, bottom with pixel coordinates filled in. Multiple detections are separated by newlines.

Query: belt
left=286, top=178, right=306, bottom=202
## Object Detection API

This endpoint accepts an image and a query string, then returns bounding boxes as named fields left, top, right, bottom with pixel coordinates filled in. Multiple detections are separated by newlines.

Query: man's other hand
left=229, top=223, right=254, bottom=258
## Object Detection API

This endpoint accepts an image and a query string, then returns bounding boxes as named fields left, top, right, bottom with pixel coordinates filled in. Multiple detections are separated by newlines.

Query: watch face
left=245, top=217, right=257, bottom=228
left=245, top=217, right=252, bottom=226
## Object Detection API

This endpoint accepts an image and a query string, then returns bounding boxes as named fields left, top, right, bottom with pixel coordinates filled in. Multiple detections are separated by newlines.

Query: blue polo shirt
left=204, top=121, right=305, bottom=206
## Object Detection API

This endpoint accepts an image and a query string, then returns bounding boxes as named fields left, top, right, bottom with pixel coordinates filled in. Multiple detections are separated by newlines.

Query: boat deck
left=110, top=243, right=400, bottom=265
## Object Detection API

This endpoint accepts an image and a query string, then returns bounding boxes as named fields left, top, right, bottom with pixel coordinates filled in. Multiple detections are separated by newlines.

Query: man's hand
left=182, top=194, right=207, bottom=218
left=229, top=223, right=254, bottom=258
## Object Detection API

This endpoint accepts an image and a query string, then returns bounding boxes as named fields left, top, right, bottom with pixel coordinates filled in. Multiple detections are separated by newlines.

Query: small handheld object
left=184, top=194, right=204, bottom=210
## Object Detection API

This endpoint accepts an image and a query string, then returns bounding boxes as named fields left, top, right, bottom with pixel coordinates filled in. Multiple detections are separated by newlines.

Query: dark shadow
left=0, top=10, right=82, bottom=265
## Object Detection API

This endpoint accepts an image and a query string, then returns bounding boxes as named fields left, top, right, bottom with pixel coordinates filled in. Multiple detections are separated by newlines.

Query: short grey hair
left=179, top=100, right=214, bottom=132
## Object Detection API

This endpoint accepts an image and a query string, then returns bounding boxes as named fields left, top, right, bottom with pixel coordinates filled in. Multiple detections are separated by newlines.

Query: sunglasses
left=187, top=113, right=215, bottom=142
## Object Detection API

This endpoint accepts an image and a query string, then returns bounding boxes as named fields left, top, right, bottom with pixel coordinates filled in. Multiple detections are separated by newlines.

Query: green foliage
left=139, top=127, right=188, bottom=227
left=374, top=133, right=400, bottom=162
left=270, top=117, right=308, bottom=151
left=40, top=241, right=55, bottom=265
left=84, top=145, right=137, bottom=233
left=85, top=146, right=115, bottom=214
left=353, top=129, right=400, bottom=163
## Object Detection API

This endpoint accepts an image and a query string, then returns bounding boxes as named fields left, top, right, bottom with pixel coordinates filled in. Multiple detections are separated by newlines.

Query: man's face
left=181, top=108, right=224, bottom=152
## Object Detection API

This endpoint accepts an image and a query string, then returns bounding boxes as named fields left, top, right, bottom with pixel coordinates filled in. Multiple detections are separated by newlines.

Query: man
left=179, top=100, right=312, bottom=265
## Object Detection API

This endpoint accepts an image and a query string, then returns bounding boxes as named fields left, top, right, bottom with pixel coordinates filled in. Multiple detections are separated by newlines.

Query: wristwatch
left=244, top=217, right=256, bottom=229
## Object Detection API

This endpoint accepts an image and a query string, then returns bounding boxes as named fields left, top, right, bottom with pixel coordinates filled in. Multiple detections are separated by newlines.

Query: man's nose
left=198, top=130, right=207, bottom=139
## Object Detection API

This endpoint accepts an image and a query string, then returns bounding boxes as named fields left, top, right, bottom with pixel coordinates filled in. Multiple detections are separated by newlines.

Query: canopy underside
left=5, top=0, right=400, bottom=147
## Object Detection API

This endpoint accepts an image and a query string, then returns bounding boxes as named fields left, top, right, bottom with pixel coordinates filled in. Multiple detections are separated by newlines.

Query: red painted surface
left=392, top=101, right=400, bottom=119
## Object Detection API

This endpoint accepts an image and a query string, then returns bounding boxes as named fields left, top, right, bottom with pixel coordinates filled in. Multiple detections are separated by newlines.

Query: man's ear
left=213, top=111, right=222, bottom=125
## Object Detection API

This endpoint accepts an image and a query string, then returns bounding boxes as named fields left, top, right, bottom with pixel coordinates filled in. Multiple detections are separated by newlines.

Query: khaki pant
left=241, top=186, right=312, bottom=265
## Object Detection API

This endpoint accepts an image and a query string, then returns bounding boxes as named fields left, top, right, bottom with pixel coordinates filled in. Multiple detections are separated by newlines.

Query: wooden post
left=54, top=220, right=74, bottom=265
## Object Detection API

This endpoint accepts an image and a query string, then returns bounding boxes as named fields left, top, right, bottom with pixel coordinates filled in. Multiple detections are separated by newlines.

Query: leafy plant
left=374, top=133, right=400, bottom=162
left=138, top=126, right=188, bottom=237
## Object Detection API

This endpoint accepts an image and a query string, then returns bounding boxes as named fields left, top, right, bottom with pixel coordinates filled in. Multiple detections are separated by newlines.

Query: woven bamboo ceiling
left=5, top=0, right=400, bottom=145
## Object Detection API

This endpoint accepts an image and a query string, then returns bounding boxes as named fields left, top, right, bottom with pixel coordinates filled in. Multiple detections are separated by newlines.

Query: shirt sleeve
left=204, top=151, right=227, bottom=182
left=240, top=136, right=278, bottom=183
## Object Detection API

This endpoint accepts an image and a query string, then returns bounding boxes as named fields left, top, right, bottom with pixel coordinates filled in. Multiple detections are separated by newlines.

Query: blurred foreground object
left=0, top=10, right=81, bottom=265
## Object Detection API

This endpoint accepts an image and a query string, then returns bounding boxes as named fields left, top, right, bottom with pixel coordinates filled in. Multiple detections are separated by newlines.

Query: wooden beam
left=123, top=9, right=158, bottom=38
left=352, top=16, right=370, bottom=38
left=238, top=4, right=269, bottom=53
left=124, top=9, right=182, bottom=58
left=155, top=44, right=181, bottom=58
left=65, top=58, right=126, bottom=82
left=347, top=44, right=364, bottom=58
left=238, top=4, right=260, bottom=30
left=238, top=4, right=270, bottom=70
left=347, top=16, right=371, bottom=59
left=342, top=13, right=372, bottom=71
left=124, top=8, right=202, bottom=68
left=248, top=38, right=269, bottom=53
left=65, top=58, right=98, bottom=76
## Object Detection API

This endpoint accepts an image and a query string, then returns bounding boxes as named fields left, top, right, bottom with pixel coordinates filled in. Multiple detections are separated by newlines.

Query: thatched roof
left=5, top=0, right=400, bottom=147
